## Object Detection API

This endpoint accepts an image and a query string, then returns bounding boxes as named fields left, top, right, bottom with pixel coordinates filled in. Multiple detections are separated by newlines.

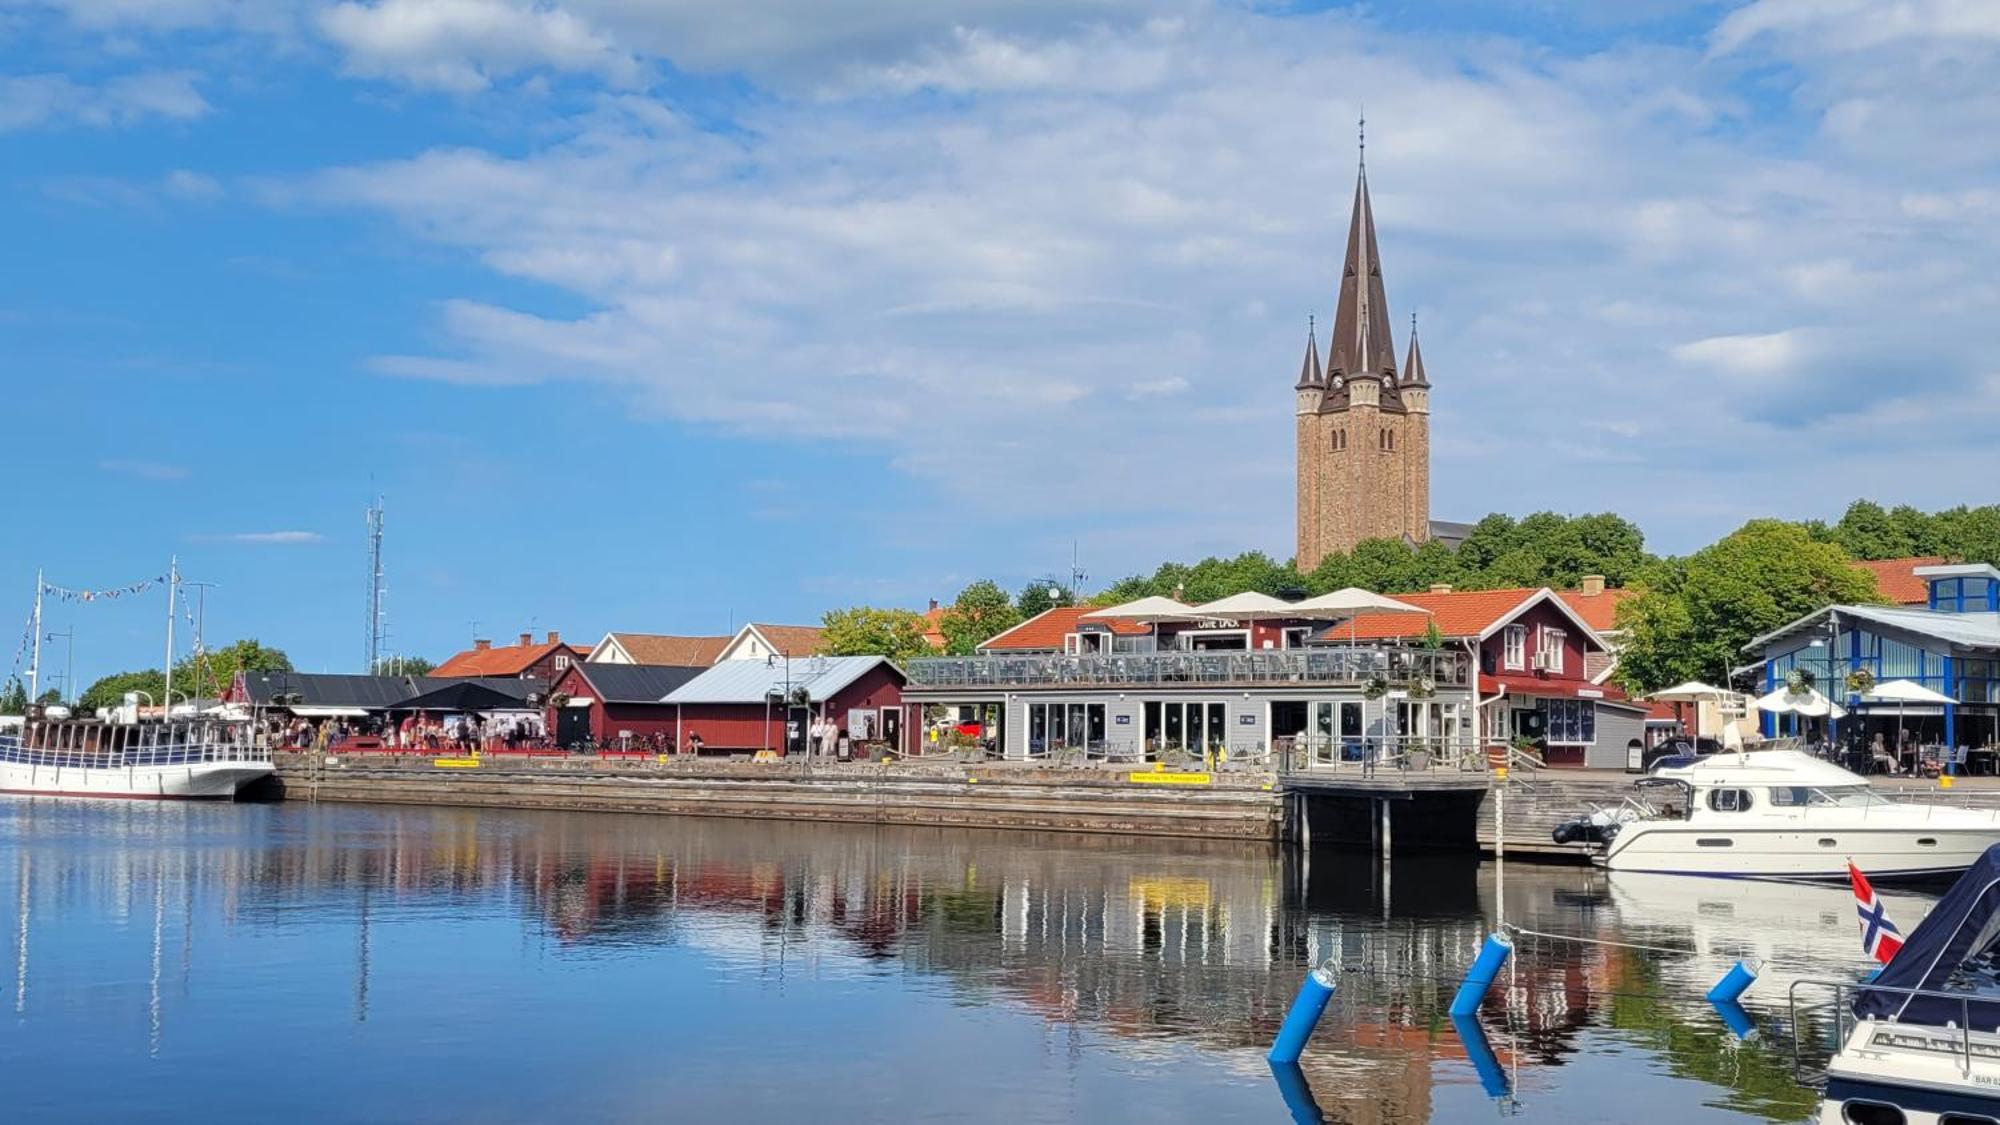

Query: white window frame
left=1538, top=627, right=1565, bottom=674
left=1503, top=625, right=1527, bottom=671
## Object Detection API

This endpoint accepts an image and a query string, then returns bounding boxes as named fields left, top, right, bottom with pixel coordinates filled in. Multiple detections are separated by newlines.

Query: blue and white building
left=1745, top=563, right=2000, bottom=750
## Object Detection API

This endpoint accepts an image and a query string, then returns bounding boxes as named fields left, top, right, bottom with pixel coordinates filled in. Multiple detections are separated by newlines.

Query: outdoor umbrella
left=1187, top=591, right=1301, bottom=621
left=1289, top=587, right=1432, bottom=656
left=1083, top=596, right=1202, bottom=651
left=1862, top=679, right=1957, bottom=761
left=1646, top=680, right=1730, bottom=741
left=1750, top=686, right=1847, bottom=719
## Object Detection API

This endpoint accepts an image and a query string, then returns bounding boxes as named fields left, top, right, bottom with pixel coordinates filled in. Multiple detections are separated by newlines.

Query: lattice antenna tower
left=365, top=496, right=386, bottom=672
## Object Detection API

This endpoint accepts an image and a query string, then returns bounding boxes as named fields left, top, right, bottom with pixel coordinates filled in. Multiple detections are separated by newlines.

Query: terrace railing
left=905, top=647, right=1471, bottom=692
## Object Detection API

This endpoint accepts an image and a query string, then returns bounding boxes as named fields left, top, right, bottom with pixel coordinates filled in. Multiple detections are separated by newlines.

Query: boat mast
left=162, top=556, right=177, bottom=720
left=27, top=568, right=42, bottom=704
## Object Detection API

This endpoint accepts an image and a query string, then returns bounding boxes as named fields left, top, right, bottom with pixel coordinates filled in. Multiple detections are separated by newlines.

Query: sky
left=3, top=0, right=1998, bottom=689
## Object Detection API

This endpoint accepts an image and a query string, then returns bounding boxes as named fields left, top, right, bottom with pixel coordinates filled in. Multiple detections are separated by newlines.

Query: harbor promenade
left=257, top=752, right=2000, bottom=855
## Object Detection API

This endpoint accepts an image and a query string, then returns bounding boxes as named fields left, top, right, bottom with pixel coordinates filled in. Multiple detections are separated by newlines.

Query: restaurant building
left=1746, top=562, right=2000, bottom=754
left=905, top=586, right=1644, bottom=768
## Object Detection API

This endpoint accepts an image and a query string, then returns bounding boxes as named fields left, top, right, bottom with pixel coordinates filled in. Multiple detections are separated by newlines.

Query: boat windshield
left=1767, top=784, right=1889, bottom=808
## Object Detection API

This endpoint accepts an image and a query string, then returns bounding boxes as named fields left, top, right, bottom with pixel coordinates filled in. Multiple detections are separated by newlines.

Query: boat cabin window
left=1768, top=785, right=1888, bottom=808
left=1708, top=788, right=1754, bottom=813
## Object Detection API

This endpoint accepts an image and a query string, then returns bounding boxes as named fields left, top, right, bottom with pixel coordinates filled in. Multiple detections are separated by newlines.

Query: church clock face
left=1330, top=375, right=1344, bottom=391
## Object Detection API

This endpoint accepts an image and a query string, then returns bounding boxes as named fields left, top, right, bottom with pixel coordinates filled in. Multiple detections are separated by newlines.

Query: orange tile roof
left=602, top=633, right=732, bottom=666
left=750, top=624, right=826, bottom=657
left=1557, top=586, right=1638, bottom=632
left=1333, top=588, right=1547, bottom=642
left=1853, top=556, right=1948, bottom=605
left=981, top=606, right=1150, bottom=651
left=434, top=639, right=578, bottom=677
left=922, top=606, right=947, bottom=650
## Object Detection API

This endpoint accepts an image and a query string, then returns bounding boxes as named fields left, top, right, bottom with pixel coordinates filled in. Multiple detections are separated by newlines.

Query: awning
left=1486, top=674, right=1617, bottom=701
left=289, top=705, right=369, bottom=718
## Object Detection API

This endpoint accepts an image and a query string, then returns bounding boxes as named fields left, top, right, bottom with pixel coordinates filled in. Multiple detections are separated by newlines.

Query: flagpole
left=162, top=556, right=177, bottom=720
left=28, top=569, right=43, bottom=704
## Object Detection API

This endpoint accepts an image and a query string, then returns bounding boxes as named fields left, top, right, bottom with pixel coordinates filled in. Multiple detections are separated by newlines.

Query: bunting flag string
left=9, top=611, right=33, bottom=676
left=37, top=575, right=166, bottom=604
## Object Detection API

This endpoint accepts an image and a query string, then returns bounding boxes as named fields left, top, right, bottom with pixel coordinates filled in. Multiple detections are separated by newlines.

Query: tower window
left=1330, top=428, right=1347, bottom=452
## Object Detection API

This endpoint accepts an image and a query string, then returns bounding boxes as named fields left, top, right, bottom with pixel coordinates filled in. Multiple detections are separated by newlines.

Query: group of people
left=268, top=711, right=548, bottom=753
left=806, top=715, right=850, bottom=759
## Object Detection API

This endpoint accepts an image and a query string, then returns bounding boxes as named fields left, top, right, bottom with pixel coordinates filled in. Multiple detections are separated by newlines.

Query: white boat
left=1556, top=749, right=2000, bottom=879
left=0, top=713, right=271, bottom=799
left=1811, top=846, right=2000, bottom=1123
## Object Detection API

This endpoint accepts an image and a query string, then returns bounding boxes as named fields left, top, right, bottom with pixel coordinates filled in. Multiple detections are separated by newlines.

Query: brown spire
left=1403, top=311, right=1428, bottom=387
left=1326, top=163, right=1400, bottom=385
left=1294, top=315, right=1323, bottom=389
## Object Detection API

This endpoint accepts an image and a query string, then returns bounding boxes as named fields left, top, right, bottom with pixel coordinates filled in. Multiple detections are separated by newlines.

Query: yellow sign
left=1942, top=774, right=1956, bottom=789
left=752, top=750, right=779, bottom=761
left=434, top=757, right=481, bottom=769
left=1495, top=766, right=1509, bottom=781
left=1129, top=771, right=1211, bottom=785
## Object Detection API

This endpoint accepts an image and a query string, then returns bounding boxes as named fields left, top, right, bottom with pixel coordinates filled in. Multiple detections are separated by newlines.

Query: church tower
left=1294, top=139, right=1432, bottom=574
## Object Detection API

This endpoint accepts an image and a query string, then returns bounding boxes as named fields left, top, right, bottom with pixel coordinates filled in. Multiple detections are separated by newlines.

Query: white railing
left=0, top=720, right=268, bottom=770
left=906, top=647, right=1472, bottom=691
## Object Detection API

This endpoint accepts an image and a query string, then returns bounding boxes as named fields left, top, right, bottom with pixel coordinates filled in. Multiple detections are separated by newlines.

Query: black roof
left=237, top=672, right=427, bottom=709
left=395, top=677, right=546, bottom=713
left=573, top=663, right=704, bottom=704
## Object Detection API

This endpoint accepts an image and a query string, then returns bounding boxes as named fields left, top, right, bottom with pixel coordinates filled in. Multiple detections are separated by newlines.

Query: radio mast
left=364, top=497, right=386, bottom=672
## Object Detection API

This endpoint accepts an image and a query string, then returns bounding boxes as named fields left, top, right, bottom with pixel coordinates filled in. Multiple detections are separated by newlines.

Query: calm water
left=0, top=799, right=1936, bottom=1123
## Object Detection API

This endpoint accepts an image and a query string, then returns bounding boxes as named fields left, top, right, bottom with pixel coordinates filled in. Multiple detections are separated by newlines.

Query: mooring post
left=1379, top=798, right=1391, bottom=859
left=1449, top=932, right=1514, bottom=1017
left=1267, top=965, right=1338, bottom=1064
left=1706, top=959, right=1760, bottom=1005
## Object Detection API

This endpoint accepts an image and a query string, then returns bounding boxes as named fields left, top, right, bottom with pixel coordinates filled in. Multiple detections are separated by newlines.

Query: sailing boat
left=0, top=560, right=272, bottom=799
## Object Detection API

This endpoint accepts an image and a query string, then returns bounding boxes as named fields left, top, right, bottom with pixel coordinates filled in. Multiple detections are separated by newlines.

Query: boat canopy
left=1856, top=844, right=2000, bottom=1028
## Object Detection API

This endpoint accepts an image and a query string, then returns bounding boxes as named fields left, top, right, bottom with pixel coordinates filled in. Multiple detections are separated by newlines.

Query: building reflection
left=0, top=800, right=1848, bottom=1121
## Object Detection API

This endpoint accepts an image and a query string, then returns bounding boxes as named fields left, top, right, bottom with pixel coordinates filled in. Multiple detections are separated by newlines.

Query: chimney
left=546, top=630, right=559, bottom=644
left=519, top=632, right=533, bottom=647
left=1579, top=575, right=1606, bottom=597
left=1430, top=583, right=1453, bottom=594
left=474, top=639, right=492, bottom=651
left=928, top=598, right=939, bottom=613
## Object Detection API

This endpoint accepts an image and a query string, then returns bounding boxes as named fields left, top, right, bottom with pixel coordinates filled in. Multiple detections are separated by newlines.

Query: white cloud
left=161, top=168, right=223, bottom=199
left=0, top=70, right=208, bottom=131
left=318, top=0, right=639, bottom=91
left=190, top=530, right=325, bottom=544
left=1670, top=329, right=1811, bottom=378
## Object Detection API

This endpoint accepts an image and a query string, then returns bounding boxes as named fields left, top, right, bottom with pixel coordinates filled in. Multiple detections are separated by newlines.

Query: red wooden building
left=662, top=655, right=911, bottom=756
left=544, top=662, right=705, bottom=750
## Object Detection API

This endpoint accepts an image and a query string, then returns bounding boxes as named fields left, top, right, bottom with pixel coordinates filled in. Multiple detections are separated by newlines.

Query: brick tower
left=1294, top=152, right=1431, bottom=573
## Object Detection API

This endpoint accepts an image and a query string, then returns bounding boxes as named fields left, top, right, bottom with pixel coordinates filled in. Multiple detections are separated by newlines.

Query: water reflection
left=0, top=799, right=1928, bottom=1123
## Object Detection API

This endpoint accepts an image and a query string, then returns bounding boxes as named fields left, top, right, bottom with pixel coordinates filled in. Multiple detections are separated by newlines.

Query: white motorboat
left=1555, top=749, right=2000, bottom=879
left=0, top=713, right=271, bottom=799
left=1811, top=846, right=2000, bottom=1123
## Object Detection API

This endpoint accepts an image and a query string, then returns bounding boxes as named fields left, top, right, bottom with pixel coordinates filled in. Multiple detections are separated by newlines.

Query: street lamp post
left=42, top=629, right=73, bottom=705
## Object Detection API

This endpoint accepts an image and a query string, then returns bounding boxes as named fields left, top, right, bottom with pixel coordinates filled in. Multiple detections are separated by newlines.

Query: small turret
left=1295, top=317, right=1324, bottom=415
left=1402, top=312, right=1429, bottom=415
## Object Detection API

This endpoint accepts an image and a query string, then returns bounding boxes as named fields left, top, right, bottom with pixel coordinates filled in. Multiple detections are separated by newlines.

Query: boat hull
left=1601, top=823, right=2000, bottom=879
left=0, top=758, right=273, bottom=800
left=1821, top=1020, right=2000, bottom=1122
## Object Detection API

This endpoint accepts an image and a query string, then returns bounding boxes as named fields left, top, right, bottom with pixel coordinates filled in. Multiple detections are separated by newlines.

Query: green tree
left=1616, top=520, right=1883, bottom=693
left=177, top=638, right=292, bottom=699
left=1832, top=500, right=1913, bottom=560
left=818, top=607, right=935, bottom=661
left=0, top=677, right=25, bottom=716
left=939, top=580, right=1021, bottom=655
left=1016, top=581, right=1074, bottom=620
left=79, top=669, right=168, bottom=714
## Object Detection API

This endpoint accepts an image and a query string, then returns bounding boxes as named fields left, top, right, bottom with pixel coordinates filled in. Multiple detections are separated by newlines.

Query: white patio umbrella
left=1289, top=587, right=1432, bottom=652
left=1186, top=591, right=1300, bottom=620
left=1751, top=686, right=1847, bottom=719
left=1083, top=595, right=1201, bottom=623
left=1080, top=595, right=1201, bottom=652
left=1862, top=679, right=1957, bottom=757
left=1646, top=680, right=1730, bottom=739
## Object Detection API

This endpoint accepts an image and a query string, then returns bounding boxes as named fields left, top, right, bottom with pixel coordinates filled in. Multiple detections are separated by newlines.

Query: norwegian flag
left=1849, top=861, right=1905, bottom=965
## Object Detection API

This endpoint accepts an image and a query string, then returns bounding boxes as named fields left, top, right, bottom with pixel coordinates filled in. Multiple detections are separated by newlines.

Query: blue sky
left=4, top=0, right=1997, bottom=687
